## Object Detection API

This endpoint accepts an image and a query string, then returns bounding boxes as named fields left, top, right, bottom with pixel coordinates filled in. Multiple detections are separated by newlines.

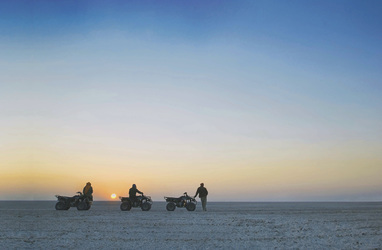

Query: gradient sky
left=1, top=0, right=381, bottom=201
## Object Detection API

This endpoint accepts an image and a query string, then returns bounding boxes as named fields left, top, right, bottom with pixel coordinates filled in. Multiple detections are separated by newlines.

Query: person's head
left=132, top=184, right=136, bottom=188
left=200, top=183, right=204, bottom=187
left=87, top=182, right=91, bottom=186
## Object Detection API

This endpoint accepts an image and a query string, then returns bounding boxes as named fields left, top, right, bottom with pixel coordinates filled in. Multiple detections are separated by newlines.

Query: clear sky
left=1, top=0, right=381, bottom=201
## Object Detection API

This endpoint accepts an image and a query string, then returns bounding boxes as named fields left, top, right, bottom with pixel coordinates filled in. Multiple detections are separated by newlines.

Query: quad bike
left=55, top=192, right=92, bottom=211
left=119, top=194, right=152, bottom=211
left=164, top=192, right=197, bottom=211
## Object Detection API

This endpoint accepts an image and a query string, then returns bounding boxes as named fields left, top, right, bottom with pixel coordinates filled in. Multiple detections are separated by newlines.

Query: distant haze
left=1, top=1, right=381, bottom=201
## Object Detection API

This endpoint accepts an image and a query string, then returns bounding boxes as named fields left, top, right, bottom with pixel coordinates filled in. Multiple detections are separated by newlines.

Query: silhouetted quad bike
left=55, top=192, right=92, bottom=211
left=164, top=192, right=197, bottom=211
left=119, top=194, right=152, bottom=211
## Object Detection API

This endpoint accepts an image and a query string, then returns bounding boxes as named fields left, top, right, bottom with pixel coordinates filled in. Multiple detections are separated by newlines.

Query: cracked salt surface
left=0, top=201, right=381, bottom=249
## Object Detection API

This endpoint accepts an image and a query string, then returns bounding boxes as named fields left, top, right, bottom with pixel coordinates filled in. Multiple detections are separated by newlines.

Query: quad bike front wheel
left=166, top=202, right=176, bottom=211
left=55, top=201, right=69, bottom=210
left=186, top=202, right=196, bottom=211
left=141, top=202, right=151, bottom=211
left=120, top=201, right=132, bottom=211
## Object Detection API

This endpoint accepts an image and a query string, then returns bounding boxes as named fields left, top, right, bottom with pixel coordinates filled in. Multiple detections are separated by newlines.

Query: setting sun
left=111, top=193, right=117, bottom=199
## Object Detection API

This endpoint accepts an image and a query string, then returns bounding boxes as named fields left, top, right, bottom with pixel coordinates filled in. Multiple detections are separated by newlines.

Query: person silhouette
left=194, top=183, right=208, bottom=211
left=129, top=184, right=143, bottom=205
left=83, top=182, right=93, bottom=204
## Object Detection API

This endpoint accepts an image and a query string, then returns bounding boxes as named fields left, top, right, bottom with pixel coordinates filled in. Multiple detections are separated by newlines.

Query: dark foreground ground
left=0, top=201, right=381, bottom=249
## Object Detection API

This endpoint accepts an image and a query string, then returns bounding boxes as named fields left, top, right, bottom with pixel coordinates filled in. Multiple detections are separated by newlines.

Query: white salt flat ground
left=0, top=201, right=381, bottom=249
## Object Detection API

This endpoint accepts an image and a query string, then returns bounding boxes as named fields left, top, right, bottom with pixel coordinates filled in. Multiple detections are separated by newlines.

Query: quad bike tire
left=186, top=202, right=196, bottom=211
left=166, top=202, right=176, bottom=211
left=141, top=202, right=151, bottom=211
left=120, top=201, right=132, bottom=211
left=55, top=201, right=69, bottom=210
left=77, top=201, right=89, bottom=211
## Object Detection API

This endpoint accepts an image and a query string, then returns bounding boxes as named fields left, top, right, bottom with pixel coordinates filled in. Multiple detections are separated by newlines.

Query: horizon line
left=1, top=200, right=381, bottom=203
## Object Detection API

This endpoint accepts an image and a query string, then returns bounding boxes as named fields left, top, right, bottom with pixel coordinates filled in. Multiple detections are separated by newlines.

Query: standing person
left=83, top=182, right=93, bottom=204
left=194, top=183, right=208, bottom=211
left=129, top=184, right=143, bottom=204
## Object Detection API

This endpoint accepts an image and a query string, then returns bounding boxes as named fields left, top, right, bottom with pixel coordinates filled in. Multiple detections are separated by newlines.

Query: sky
left=1, top=0, right=381, bottom=201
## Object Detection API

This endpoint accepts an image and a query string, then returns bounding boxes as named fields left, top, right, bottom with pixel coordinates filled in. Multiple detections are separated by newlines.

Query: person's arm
left=194, top=188, right=199, bottom=198
left=206, top=188, right=208, bottom=196
left=137, top=189, right=143, bottom=195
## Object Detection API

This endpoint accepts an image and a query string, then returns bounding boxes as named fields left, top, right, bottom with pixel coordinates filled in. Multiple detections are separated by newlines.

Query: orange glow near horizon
left=1, top=138, right=382, bottom=201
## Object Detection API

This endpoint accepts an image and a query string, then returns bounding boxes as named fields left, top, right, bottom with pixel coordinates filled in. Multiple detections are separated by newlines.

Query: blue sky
left=1, top=0, right=381, bottom=201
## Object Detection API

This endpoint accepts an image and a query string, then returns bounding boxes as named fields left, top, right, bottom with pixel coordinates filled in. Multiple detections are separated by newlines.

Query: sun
left=111, top=193, right=117, bottom=199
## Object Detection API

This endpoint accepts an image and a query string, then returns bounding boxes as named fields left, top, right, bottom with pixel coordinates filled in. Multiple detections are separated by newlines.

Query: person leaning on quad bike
left=83, top=182, right=93, bottom=205
left=55, top=182, right=93, bottom=211
left=194, top=183, right=208, bottom=211
left=129, top=184, right=143, bottom=205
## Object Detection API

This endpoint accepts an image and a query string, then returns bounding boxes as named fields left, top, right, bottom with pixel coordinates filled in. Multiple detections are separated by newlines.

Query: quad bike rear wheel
left=77, top=201, right=88, bottom=211
left=141, top=202, right=151, bottom=211
left=55, top=201, right=68, bottom=210
left=120, top=201, right=132, bottom=211
left=186, top=202, right=196, bottom=211
left=166, top=202, right=176, bottom=211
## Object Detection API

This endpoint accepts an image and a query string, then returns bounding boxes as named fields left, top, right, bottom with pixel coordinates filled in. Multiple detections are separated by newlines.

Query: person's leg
left=201, top=196, right=207, bottom=211
left=130, top=196, right=136, bottom=205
